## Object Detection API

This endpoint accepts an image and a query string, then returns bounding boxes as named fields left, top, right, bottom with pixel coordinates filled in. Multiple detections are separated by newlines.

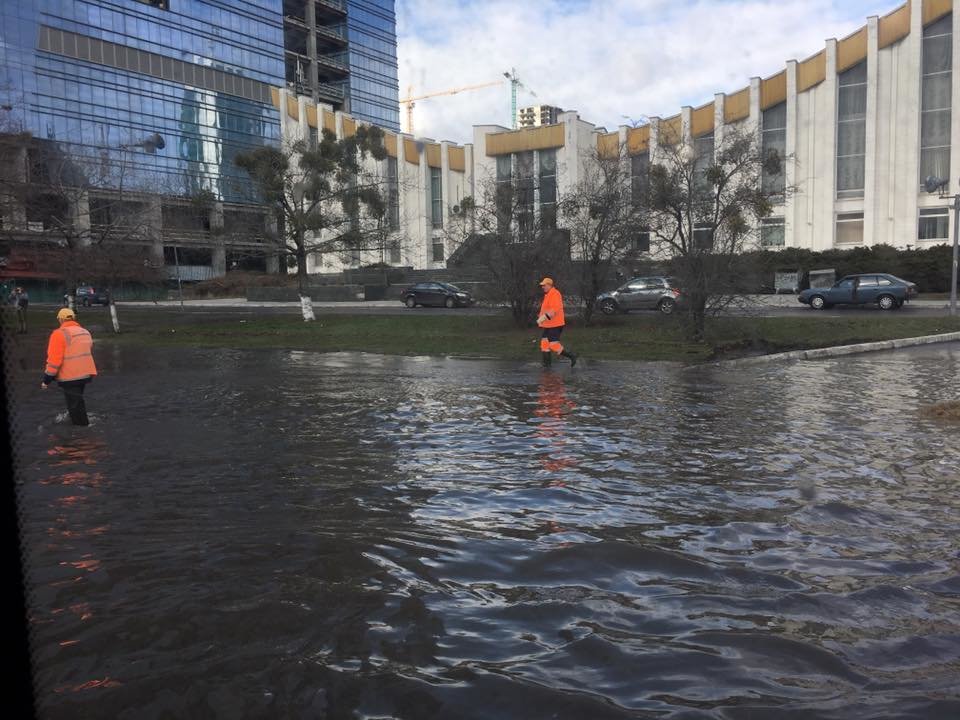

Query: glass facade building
left=0, top=0, right=284, bottom=202
left=282, top=0, right=398, bottom=131
left=345, top=0, right=399, bottom=130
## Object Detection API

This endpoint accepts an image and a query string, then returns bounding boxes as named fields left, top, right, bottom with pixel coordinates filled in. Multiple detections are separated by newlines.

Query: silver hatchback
left=597, top=276, right=682, bottom=315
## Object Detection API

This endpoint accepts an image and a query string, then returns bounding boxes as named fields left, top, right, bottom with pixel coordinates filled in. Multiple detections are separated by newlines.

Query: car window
left=877, top=276, right=893, bottom=286
left=838, top=278, right=856, bottom=288
left=626, top=282, right=645, bottom=291
left=413, top=283, right=429, bottom=290
left=858, top=276, right=878, bottom=287
left=444, top=284, right=461, bottom=292
left=885, top=275, right=909, bottom=285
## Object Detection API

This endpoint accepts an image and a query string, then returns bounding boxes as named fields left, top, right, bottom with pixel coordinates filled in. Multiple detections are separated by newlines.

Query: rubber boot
left=541, top=351, right=552, bottom=367
left=560, top=350, right=577, bottom=367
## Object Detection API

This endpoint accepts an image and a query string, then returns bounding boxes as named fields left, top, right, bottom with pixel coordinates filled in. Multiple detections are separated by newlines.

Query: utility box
left=774, top=269, right=802, bottom=294
left=808, top=269, right=836, bottom=289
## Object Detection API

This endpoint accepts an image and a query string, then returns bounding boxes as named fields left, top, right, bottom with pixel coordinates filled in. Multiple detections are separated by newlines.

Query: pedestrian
left=536, top=277, right=577, bottom=367
left=11, top=286, right=29, bottom=333
left=41, top=308, right=97, bottom=426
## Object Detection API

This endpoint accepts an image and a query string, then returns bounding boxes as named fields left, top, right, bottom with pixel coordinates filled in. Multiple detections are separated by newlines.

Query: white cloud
left=396, top=0, right=891, bottom=143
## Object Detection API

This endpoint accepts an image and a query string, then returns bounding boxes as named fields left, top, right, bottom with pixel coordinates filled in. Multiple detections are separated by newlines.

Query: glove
left=537, top=314, right=547, bottom=326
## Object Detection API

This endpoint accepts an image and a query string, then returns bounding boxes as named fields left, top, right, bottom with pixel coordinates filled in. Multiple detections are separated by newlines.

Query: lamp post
left=923, top=176, right=959, bottom=316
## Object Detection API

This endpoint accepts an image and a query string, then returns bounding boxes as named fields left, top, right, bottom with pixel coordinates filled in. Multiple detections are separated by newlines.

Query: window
left=693, top=132, right=714, bottom=189
left=539, top=149, right=557, bottom=227
left=920, top=14, right=952, bottom=184
left=762, top=103, right=786, bottom=195
left=432, top=238, right=444, bottom=262
left=858, top=275, right=879, bottom=287
left=633, top=228, right=651, bottom=253
left=837, top=62, right=867, bottom=198
left=918, top=207, right=949, bottom=240
left=631, top=152, right=649, bottom=207
left=308, top=125, right=318, bottom=148
left=517, top=151, right=535, bottom=239
left=761, top=217, right=785, bottom=247
left=836, top=212, right=864, bottom=244
left=693, top=223, right=714, bottom=250
left=877, top=276, right=893, bottom=286
left=430, top=167, right=442, bottom=229
left=134, top=0, right=169, bottom=10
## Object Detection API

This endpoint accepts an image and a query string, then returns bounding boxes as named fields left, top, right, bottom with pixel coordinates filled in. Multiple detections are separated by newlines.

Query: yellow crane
left=400, top=80, right=503, bottom=134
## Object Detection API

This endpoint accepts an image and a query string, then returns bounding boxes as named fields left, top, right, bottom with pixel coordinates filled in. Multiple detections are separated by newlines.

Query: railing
left=317, top=81, right=345, bottom=101
left=316, top=0, right=346, bottom=13
left=316, top=50, right=349, bottom=72
left=315, top=23, right=347, bottom=42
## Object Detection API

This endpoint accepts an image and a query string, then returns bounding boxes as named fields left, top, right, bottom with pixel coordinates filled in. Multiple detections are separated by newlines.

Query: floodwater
left=8, top=343, right=960, bottom=719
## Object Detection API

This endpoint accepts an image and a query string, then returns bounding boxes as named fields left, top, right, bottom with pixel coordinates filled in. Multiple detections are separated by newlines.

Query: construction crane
left=503, top=68, right=536, bottom=129
left=400, top=80, right=503, bottom=134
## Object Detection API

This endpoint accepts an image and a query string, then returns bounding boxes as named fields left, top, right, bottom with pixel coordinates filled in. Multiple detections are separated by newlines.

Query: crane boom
left=400, top=80, right=502, bottom=134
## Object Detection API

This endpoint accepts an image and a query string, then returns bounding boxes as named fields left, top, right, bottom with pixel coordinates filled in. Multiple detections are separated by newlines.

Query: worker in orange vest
left=41, top=307, right=98, bottom=426
left=536, top=277, right=577, bottom=367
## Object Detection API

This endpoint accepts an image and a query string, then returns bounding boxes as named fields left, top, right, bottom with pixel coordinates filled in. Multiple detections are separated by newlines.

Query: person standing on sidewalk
left=41, top=308, right=97, bottom=426
left=537, top=277, right=577, bottom=367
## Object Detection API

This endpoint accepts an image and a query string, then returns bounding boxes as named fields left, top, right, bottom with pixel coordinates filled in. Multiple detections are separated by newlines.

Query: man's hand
left=537, top=314, right=547, bottom=326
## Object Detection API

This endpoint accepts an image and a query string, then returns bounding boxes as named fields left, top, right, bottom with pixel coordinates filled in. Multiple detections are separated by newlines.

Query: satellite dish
left=923, top=175, right=947, bottom=194
left=452, top=204, right=461, bottom=215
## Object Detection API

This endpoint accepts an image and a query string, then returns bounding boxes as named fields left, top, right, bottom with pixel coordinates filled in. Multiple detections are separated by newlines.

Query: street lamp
left=922, top=175, right=959, bottom=316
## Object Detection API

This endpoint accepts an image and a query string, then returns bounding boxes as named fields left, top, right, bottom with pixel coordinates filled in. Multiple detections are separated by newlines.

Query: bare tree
left=448, top=167, right=568, bottom=327
left=559, top=143, right=646, bottom=325
left=643, top=128, right=787, bottom=340
left=234, top=127, right=391, bottom=318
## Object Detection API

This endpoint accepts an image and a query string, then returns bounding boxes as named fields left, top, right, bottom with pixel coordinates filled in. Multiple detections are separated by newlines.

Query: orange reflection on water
left=54, top=677, right=123, bottom=694
left=534, top=371, right=577, bottom=475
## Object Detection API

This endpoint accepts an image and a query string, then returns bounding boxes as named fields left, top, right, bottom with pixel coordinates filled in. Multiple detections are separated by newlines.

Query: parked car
left=401, top=282, right=474, bottom=308
left=74, top=286, right=111, bottom=306
left=597, top=276, right=682, bottom=315
left=798, top=273, right=917, bottom=310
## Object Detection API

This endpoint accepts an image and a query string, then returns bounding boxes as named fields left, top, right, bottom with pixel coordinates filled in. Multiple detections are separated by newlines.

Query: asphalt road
left=101, top=295, right=954, bottom=318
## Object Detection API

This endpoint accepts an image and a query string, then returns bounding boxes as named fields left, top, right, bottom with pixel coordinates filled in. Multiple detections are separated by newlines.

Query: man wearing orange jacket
left=41, top=308, right=98, bottom=426
left=536, top=277, right=577, bottom=367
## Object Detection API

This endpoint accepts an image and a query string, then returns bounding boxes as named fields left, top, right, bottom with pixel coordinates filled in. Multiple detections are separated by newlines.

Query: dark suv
left=74, top=286, right=111, bottom=306
left=597, top=277, right=682, bottom=315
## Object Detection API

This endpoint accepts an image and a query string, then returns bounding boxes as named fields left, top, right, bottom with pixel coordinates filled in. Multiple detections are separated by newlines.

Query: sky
left=395, top=0, right=895, bottom=144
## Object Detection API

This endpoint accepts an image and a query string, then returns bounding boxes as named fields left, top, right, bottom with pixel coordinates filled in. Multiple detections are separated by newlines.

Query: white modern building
left=279, top=0, right=957, bottom=273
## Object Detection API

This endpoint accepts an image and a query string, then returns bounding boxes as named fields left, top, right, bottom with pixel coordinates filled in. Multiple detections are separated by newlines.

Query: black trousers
left=60, top=379, right=90, bottom=426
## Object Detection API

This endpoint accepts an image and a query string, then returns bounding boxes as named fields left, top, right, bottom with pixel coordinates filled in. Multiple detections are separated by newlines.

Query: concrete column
left=713, top=93, right=726, bottom=149
left=306, top=0, right=320, bottom=101
left=419, top=142, right=432, bottom=267
left=70, top=189, right=91, bottom=247
left=861, top=17, right=880, bottom=247
left=951, top=9, right=960, bottom=203
left=211, top=201, right=226, bottom=276
left=748, top=77, right=762, bottom=136
left=297, top=95, right=309, bottom=142
left=784, top=60, right=799, bottom=248
left=147, top=196, right=163, bottom=267
left=680, top=106, right=693, bottom=149
left=278, top=88, right=292, bottom=145
left=2, top=144, right=28, bottom=230
left=265, top=212, right=280, bottom=274
left=648, top=116, right=661, bottom=164
left=893, top=0, right=923, bottom=247
left=818, top=39, right=839, bottom=250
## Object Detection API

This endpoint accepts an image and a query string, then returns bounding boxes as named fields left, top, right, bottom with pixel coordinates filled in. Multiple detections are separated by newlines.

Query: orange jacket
left=45, top=321, right=97, bottom=382
left=538, top=286, right=565, bottom=328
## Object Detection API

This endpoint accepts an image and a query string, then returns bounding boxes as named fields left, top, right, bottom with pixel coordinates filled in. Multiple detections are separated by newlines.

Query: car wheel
left=444, top=296, right=455, bottom=309
left=809, top=295, right=826, bottom=310
left=405, top=296, right=416, bottom=308
left=599, top=299, right=618, bottom=315
left=657, top=298, right=676, bottom=315
left=877, top=294, right=896, bottom=311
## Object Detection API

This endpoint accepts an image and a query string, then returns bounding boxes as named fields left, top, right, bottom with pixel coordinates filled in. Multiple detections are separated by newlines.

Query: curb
left=710, top=331, right=960, bottom=367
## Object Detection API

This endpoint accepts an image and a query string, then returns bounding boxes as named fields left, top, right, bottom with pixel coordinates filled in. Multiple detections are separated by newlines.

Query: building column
left=784, top=60, right=799, bottom=248
left=713, top=93, right=726, bottom=149
left=680, top=106, right=693, bottom=149
left=1, top=144, right=28, bottom=230
left=210, top=201, right=226, bottom=276
left=951, top=8, right=960, bottom=204
left=70, top=189, right=91, bottom=247
left=816, top=39, right=839, bottom=250
left=306, top=0, right=320, bottom=101
left=863, top=16, right=880, bottom=247
left=147, top=196, right=163, bottom=265
left=648, top=117, right=661, bottom=164
left=748, top=77, right=762, bottom=136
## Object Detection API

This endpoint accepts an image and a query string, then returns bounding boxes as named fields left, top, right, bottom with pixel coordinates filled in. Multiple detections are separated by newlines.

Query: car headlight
left=456, top=293, right=468, bottom=297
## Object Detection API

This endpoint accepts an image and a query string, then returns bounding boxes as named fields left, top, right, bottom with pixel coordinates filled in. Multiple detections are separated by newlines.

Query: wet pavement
left=7, top=341, right=960, bottom=719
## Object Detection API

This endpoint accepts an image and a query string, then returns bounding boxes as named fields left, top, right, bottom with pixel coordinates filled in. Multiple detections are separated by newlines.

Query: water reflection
left=9, top=344, right=960, bottom=718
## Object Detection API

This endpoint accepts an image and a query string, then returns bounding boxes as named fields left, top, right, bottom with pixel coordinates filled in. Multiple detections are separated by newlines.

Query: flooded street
left=9, top=343, right=960, bottom=719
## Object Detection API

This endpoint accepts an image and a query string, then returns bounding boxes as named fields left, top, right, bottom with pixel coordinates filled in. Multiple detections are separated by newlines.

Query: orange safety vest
left=538, top=286, right=565, bottom=328
left=45, top=321, right=97, bottom=382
